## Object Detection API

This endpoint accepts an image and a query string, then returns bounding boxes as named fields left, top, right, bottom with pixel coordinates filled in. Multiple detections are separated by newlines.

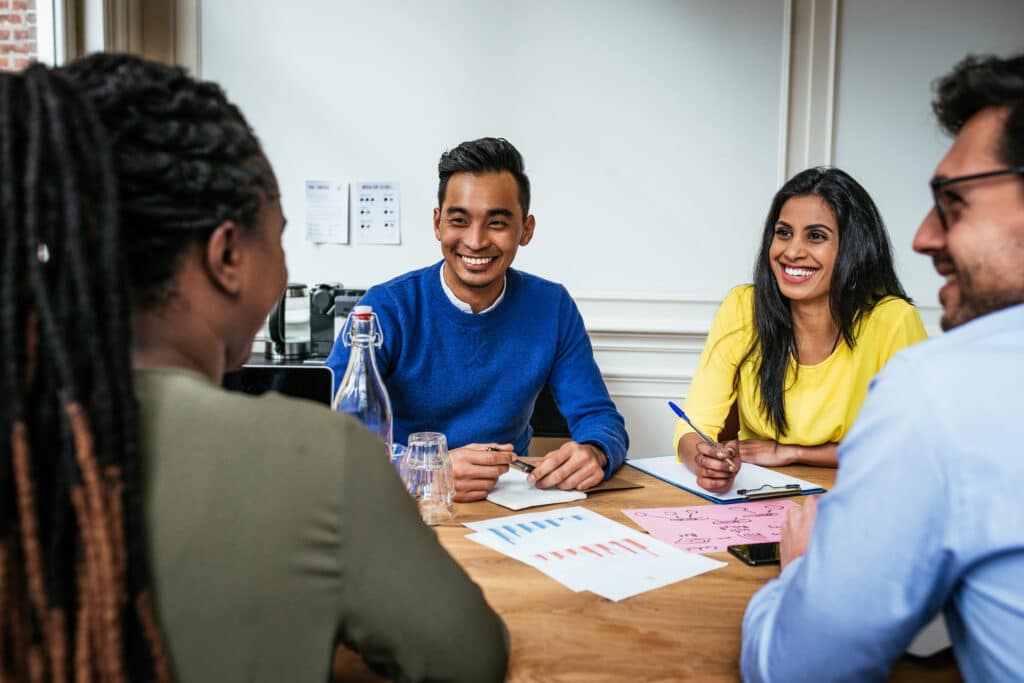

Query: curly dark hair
left=932, top=53, right=1024, bottom=171
left=0, top=53, right=270, bottom=682
left=739, top=167, right=910, bottom=436
left=437, top=137, right=531, bottom=215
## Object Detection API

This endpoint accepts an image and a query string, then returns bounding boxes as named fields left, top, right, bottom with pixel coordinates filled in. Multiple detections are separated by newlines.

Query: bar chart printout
left=464, top=507, right=726, bottom=601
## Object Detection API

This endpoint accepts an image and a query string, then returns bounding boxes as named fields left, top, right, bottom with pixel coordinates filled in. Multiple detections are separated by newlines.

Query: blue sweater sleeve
left=546, top=289, right=629, bottom=478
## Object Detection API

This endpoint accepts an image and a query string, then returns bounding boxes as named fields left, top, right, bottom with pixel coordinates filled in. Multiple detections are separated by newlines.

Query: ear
left=519, top=214, right=536, bottom=247
left=204, top=220, right=245, bottom=295
left=433, top=207, right=442, bottom=241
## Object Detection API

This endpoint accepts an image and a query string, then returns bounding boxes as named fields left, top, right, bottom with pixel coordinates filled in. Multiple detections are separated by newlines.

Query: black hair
left=61, top=52, right=270, bottom=309
left=437, top=137, right=531, bottom=216
left=738, top=167, right=910, bottom=436
left=932, top=53, right=1024, bottom=171
left=0, top=53, right=268, bottom=681
left=0, top=61, right=170, bottom=681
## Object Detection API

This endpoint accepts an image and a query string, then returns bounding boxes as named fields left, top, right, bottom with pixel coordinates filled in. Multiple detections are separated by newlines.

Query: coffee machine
left=309, top=282, right=366, bottom=359
left=267, top=282, right=311, bottom=360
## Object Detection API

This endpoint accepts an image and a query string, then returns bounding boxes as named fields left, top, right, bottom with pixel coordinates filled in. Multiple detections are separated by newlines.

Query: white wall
left=201, top=0, right=786, bottom=303
left=200, top=0, right=1023, bottom=458
left=832, top=0, right=1024, bottom=308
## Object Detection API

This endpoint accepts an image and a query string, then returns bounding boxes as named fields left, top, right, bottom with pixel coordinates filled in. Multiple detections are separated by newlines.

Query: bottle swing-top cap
left=342, top=305, right=384, bottom=348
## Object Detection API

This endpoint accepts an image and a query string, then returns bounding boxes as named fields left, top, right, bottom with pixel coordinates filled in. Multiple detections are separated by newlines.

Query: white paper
left=464, top=506, right=726, bottom=600
left=485, top=468, right=586, bottom=510
left=627, top=455, right=824, bottom=502
left=351, top=181, right=401, bottom=245
left=305, top=180, right=349, bottom=244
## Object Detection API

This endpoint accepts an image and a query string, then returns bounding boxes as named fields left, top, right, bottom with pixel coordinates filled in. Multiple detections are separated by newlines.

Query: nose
left=912, top=207, right=945, bottom=255
left=462, top=221, right=490, bottom=251
left=783, top=234, right=807, bottom=260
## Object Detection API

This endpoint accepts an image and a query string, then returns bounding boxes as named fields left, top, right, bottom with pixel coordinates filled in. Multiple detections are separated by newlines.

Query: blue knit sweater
left=325, top=262, right=628, bottom=478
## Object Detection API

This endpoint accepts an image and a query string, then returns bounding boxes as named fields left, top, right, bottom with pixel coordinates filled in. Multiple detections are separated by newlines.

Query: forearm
left=676, top=432, right=703, bottom=472
left=779, top=442, right=838, bottom=467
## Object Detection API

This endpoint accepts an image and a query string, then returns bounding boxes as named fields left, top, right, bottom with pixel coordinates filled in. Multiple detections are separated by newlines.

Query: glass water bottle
left=333, top=305, right=393, bottom=459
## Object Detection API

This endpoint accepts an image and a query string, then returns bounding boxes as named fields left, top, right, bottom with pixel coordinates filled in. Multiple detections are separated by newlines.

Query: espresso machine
left=265, top=282, right=366, bottom=361
left=309, top=282, right=365, bottom=359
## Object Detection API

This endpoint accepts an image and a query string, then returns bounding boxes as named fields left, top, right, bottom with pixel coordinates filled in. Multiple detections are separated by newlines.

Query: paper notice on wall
left=305, top=180, right=349, bottom=244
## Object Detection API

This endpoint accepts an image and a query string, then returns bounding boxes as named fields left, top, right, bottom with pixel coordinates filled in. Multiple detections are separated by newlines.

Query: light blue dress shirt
left=741, top=303, right=1024, bottom=683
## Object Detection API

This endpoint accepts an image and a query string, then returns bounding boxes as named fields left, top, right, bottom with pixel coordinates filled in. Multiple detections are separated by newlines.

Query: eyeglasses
left=930, top=166, right=1024, bottom=231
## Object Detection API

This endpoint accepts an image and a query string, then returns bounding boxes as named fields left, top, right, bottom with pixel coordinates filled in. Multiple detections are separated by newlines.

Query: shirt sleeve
left=873, top=300, right=928, bottom=369
left=333, top=418, right=509, bottom=682
left=547, top=288, right=629, bottom=478
left=741, top=355, right=959, bottom=682
left=675, top=287, right=749, bottom=451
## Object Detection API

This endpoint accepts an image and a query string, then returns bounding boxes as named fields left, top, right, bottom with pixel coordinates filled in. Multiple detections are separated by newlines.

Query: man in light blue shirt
left=742, top=53, right=1024, bottom=682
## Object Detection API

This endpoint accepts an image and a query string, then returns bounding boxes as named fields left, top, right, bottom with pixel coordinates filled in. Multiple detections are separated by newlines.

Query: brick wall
left=0, top=0, right=37, bottom=72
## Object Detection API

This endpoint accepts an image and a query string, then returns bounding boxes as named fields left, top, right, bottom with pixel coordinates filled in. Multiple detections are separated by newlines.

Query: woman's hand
left=694, top=439, right=741, bottom=493
left=738, top=441, right=839, bottom=467
left=738, top=439, right=793, bottom=466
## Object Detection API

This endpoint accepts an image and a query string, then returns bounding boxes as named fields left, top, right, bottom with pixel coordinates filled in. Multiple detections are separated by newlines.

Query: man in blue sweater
left=326, top=138, right=628, bottom=501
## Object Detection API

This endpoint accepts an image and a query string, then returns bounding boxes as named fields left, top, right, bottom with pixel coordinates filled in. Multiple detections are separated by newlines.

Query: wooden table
left=426, top=462, right=962, bottom=683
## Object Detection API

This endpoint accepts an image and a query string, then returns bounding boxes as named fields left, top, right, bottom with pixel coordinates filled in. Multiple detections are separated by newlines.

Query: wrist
left=583, top=442, right=608, bottom=468
left=778, top=443, right=799, bottom=465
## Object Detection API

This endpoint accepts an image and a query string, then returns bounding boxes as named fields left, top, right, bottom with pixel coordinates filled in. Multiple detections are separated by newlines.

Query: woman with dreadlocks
left=0, top=54, right=507, bottom=682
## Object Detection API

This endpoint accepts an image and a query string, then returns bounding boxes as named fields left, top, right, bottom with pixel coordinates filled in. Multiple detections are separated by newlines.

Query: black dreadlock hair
left=0, top=52, right=269, bottom=683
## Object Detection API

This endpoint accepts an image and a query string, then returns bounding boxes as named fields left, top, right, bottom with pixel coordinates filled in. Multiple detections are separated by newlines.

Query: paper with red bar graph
left=464, top=506, right=726, bottom=601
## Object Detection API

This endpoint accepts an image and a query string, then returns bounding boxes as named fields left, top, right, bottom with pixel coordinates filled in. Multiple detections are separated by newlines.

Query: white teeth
left=784, top=266, right=816, bottom=278
left=461, top=256, right=494, bottom=266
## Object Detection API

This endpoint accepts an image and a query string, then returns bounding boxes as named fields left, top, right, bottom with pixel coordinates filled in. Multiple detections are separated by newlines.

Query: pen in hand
left=486, top=446, right=534, bottom=472
left=667, top=401, right=736, bottom=473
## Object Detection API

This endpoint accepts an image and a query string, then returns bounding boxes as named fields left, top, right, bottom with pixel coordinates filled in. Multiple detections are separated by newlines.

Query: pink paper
left=622, top=500, right=799, bottom=553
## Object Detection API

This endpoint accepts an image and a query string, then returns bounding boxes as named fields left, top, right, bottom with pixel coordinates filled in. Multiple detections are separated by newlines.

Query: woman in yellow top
left=676, top=167, right=927, bottom=493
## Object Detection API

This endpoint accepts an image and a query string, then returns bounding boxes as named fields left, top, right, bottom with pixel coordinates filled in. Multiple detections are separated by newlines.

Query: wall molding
left=783, top=0, right=841, bottom=178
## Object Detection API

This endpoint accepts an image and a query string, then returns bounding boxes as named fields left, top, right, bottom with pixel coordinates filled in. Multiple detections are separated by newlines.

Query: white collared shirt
left=439, top=263, right=506, bottom=314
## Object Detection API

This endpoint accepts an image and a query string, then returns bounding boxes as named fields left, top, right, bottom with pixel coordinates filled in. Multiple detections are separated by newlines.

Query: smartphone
left=727, top=542, right=780, bottom=566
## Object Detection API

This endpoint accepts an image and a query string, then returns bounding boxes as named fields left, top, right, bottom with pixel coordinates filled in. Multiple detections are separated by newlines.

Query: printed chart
left=465, top=507, right=725, bottom=601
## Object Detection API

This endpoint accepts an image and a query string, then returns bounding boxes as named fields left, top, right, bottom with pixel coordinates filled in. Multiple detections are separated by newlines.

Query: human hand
left=447, top=443, right=516, bottom=503
left=781, top=494, right=819, bottom=569
left=528, top=441, right=607, bottom=491
left=694, top=439, right=740, bottom=493
left=738, top=439, right=794, bottom=466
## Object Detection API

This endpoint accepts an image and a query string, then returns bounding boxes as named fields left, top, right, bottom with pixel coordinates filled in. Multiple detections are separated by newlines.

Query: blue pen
left=668, top=401, right=736, bottom=472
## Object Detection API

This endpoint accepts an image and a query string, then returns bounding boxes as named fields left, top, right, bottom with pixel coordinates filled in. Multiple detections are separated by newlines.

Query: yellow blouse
left=674, top=285, right=927, bottom=449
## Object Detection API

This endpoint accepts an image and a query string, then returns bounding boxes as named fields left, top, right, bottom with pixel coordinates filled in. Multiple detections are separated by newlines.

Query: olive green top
left=135, top=368, right=508, bottom=682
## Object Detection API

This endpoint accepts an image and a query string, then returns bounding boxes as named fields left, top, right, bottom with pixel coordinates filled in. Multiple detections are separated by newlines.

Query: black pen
left=487, top=446, right=535, bottom=472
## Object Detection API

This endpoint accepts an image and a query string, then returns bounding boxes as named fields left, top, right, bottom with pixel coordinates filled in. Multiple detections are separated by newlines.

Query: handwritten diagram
left=623, top=501, right=798, bottom=553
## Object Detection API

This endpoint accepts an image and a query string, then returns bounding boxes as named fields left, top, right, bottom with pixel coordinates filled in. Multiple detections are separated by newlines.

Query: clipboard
left=626, top=455, right=825, bottom=504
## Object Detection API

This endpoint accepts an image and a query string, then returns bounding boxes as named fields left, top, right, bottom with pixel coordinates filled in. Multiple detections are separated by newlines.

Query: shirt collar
left=439, top=263, right=506, bottom=314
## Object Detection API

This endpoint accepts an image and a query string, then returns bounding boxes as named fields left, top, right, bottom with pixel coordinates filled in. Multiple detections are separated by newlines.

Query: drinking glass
left=400, top=432, right=456, bottom=525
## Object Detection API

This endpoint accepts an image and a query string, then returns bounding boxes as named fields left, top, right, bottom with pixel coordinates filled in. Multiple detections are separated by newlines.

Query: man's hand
left=447, top=443, right=515, bottom=503
left=781, top=495, right=819, bottom=569
left=694, top=439, right=741, bottom=493
left=738, top=439, right=793, bottom=466
left=528, top=441, right=606, bottom=491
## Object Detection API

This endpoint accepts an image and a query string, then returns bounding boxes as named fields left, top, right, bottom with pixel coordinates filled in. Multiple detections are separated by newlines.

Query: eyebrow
left=444, top=206, right=514, bottom=218
left=775, top=220, right=835, bottom=232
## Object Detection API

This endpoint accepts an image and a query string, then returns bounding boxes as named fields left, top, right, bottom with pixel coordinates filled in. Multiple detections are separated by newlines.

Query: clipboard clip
left=736, top=483, right=802, bottom=499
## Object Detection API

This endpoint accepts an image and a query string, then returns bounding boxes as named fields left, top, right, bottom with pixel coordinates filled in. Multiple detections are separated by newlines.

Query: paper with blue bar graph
left=464, top=506, right=726, bottom=601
